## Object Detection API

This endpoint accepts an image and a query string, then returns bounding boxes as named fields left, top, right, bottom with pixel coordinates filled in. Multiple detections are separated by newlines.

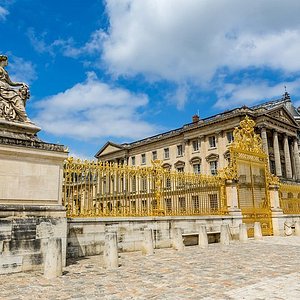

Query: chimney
left=192, top=114, right=200, bottom=123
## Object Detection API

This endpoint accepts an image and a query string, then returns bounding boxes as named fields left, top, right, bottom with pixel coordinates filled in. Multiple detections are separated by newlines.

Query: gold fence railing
left=280, top=183, right=300, bottom=214
left=63, top=158, right=227, bottom=218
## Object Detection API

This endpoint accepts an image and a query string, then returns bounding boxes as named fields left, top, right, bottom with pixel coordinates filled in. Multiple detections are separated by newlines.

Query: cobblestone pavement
left=0, top=236, right=300, bottom=300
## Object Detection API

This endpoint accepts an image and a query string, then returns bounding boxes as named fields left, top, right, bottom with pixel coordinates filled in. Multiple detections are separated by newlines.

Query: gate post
left=269, top=184, right=284, bottom=236
left=225, top=179, right=242, bottom=237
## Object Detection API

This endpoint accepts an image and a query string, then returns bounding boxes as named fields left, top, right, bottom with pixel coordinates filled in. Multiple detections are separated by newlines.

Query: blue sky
left=2, top=0, right=300, bottom=159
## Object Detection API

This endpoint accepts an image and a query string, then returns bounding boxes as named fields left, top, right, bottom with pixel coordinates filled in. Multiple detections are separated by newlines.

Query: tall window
left=192, top=140, right=199, bottom=152
left=152, top=151, right=157, bottom=160
left=164, top=148, right=170, bottom=159
left=177, top=145, right=183, bottom=156
left=210, top=161, right=218, bottom=175
left=132, top=176, right=136, bottom=192
left=141, top=177, right=147, bottom=192
left=192, top=195, right=199, bottom=212
left=179, top=197, right=186, bottom=212
left=131, top=156, right=135, bottom=166
left=193, top=163, right=201, bottom=174
left=209, top=136, right=216, bottom=148
left=226, top=131, right=234, bottom=144
left=141, top=153, right=146, bottom=165
left=209, top=194, right=218, bottom=210
left=165, top=198, right=172, bottom=212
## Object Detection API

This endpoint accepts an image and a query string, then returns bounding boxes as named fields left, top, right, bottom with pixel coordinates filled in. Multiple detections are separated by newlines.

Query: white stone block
left=171, top=228, right=184, bottom=251
left=220, top=224, right=230, bottom=245
left=103, top=232, right=118, bottom=269
left=142, top=229, right=154, bottom=255
left=254, top=222, right=263, bottom=240
left=43, top=238, right=62, bottom=279
left=294, top=221, right=300, bottom=236
left=198, top=225, right=208, bottom=249
left=239, top=223, right=248, bottom=243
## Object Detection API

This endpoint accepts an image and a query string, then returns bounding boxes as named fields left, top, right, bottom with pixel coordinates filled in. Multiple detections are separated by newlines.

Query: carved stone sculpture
left=0, top=55, right=31, bottom=123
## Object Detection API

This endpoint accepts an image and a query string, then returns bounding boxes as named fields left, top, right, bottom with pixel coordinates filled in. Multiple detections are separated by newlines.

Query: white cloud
left=0, top=6, right=8, bottom=21
left=102, top=0, right=300, bottom=83
left=214, top=79, right=300, bottom=109
left=27, top=28, right=104, bottom=58
left=34, top=72, right=158, bottom=141
left=8, top=56, right=37, bottom=84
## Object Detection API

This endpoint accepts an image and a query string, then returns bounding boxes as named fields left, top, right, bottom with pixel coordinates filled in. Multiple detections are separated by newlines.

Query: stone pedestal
left=0, top=120, right=68, bottom=274
left=103, top=232, right=118, bottom=269
left=198, top=225, right=208, bottom=249
left=171, top=228, right=184, bottom=251
left=142, top=229, right=154, bottom=255
left=44, top=238, right=62, bottom=279
left=254, top=222, right=262, bottom=240
left=294, top=221, right=300, bottom=236
left=220, top=224, right=230, bottom=245
left=239, top=223, right=248, bottom=243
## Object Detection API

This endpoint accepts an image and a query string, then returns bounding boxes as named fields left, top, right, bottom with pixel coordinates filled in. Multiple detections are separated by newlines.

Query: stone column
left=273, top=131, right=282, bottom=177
left=293, top=138, right=300, bottom=180
left=290, top=143, right=296, bottom=180
left=284, top=135, right=293, bottom=179
left=261, top=127, right=269, bottom=157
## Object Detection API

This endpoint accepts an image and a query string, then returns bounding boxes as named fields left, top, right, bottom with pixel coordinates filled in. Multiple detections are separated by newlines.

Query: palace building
left=95, top=92, right=300, bottom=182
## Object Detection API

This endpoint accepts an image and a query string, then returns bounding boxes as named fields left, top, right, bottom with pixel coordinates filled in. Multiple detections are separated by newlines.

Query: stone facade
left=95, top=94, right=300, bottom=182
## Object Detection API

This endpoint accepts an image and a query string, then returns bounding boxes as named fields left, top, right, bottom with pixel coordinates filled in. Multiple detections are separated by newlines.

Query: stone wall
left=0, top=205, right=66, bottom=274
left=67, top=215, right=242, bottom=258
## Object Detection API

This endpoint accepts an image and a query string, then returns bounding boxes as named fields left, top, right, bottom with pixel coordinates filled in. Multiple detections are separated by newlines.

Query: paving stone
left=0, top=236, right=300, bottom=299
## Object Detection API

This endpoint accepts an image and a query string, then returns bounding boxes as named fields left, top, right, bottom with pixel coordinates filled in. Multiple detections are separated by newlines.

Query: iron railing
left=63, top=158, right=227, bottom=218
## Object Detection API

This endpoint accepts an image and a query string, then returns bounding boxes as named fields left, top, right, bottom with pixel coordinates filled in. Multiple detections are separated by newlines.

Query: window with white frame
left=209, top=136, right=216, bottom=148
left=192, top=140, right=199, bottom=152
left=193, top=163, right=201, bottom=174
left=152, top=151, right=157, bottom=160
left=164, top=148, right=170, bottom=159
left=226, top=131, right=234, bottom=144
left=131, top=156, right=135, bottom=166
left=179, top=197, right=186, bottom=212
left=210, top=161, right=218, bottom=175
left=141, top=177, right=147, bottom=191
left=141, top=153, right=146, bottom=165
left=177, top=144, right=183, bottom=156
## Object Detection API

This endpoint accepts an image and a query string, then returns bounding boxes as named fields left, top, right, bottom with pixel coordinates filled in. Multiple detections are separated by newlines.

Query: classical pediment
left=95, top=141, right=124, bottom=158
left=206, top=153, right=219, bottom=162
left=162, top=163, right=172, bottom=170
left=189, top=156, right=201, bottom=164
left=174, top=160, right=185, bottom=167
left=266, top=106, right=298, bottom=127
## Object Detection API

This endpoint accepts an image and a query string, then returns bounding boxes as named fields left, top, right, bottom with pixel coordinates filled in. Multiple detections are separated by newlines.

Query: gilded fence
left=63, top=158, right=227, bottom=218
left=280, top=183, right=300, bottom=214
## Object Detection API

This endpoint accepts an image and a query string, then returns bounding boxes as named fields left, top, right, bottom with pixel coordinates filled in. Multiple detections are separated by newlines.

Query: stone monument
left=0, top=55, right=68, bottom=274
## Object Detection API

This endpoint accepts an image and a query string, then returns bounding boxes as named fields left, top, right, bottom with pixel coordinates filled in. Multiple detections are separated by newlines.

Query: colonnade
left=260, top=127, right=300, bottom=180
